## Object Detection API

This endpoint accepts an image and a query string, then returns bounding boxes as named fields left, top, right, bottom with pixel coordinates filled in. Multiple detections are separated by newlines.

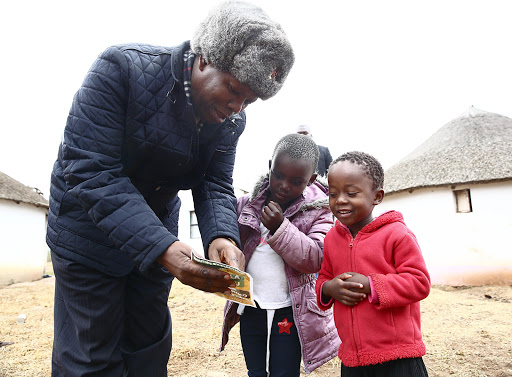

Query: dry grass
left=1, top=262, right=511, bottom=377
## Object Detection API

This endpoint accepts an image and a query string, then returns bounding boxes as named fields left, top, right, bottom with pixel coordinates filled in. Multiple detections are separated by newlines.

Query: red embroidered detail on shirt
left=277, top=318, right=293, bottom=334
left=258, top=236, right=268, bottom=246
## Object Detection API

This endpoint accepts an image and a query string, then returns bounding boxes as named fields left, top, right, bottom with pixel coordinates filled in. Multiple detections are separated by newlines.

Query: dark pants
left=341, top=357, right=429, bottom=377
left=240, top=305, right=301, bottom=377
left=51, top=251, right=174, bottom=377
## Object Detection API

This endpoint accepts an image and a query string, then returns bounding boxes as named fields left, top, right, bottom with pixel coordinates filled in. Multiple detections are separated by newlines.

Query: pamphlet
left=191, top=251, right=256, bottom=307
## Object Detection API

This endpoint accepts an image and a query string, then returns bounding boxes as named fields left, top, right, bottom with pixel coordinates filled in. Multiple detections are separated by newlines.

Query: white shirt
left=246, top=223, right=292, bottom=309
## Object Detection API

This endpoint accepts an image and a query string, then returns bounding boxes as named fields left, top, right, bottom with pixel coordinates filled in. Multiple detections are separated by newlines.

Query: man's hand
left=157, top=241, right=234, bottom=294
left=208, top=238, right=245, bottom=271
left=261, top=201, right=284, bottom=233
left=322, top=272, right=367, bottom=307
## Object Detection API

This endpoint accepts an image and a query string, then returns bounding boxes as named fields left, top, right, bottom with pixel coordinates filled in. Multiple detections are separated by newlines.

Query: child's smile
left=328, top=161, right=383, bottom=236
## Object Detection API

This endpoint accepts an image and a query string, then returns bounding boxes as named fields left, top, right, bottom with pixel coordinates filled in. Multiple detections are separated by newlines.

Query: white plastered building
left=376, top=107, right=512, bottom=285
left=0, top=171, right=49, bottom=286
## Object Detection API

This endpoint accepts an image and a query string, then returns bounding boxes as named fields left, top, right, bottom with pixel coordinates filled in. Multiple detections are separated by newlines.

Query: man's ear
left=373, top=189, right=384, bottom=205
left=198, top=55, right=208, bottom=70
left=308, top=173, right=317, bottom=186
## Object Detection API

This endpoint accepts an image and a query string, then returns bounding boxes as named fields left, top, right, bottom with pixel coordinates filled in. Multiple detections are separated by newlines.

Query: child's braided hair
left=330, top=151, right=384, bottom=190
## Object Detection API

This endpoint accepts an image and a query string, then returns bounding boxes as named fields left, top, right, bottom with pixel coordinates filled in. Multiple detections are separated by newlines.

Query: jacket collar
left=335, top=210, right=404, bottom=235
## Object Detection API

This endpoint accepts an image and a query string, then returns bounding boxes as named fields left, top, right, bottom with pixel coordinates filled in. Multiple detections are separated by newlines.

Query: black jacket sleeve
left=61, top=46, right=178, bottom=272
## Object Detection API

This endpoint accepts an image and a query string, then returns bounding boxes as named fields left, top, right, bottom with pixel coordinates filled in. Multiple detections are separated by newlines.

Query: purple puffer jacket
left=219, top=176, right=340, bottom=374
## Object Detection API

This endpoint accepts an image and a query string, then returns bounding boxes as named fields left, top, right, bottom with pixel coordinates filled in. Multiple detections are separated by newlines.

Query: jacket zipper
left=349, top=235, right=359, bottom=358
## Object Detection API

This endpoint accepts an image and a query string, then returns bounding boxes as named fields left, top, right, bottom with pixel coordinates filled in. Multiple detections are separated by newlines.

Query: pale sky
left=1, top=0, right=511, bottom=197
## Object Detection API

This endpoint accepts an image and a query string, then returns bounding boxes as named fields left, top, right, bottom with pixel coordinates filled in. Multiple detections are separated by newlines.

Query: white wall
left=177, top=191, right=205, bottom=257
left=375, top=182, right=512, bottom=285
left=0, top=200, right=49, bottom=286
left=177, top=188, right=248, bottom=258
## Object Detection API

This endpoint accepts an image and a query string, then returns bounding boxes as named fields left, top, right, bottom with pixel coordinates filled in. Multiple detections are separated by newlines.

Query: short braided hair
left=273, top=133, right=319, bottom=172
left=330, top=151, right=384, bottom=190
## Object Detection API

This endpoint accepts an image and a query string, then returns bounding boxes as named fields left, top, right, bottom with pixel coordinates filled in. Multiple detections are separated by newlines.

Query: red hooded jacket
left=316, top=210, right=431, bottom=367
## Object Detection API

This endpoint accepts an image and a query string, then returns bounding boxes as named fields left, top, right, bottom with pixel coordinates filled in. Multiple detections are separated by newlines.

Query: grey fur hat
left=191, top=0, right=294, bottom=100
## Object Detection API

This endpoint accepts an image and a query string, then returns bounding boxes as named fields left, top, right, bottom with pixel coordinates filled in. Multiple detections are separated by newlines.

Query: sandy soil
left=1, top=265, right=511, bottom=377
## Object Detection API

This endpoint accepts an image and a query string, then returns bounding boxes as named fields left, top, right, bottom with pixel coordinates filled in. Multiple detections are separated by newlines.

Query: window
left=453, top=189, right=472, bottom=213
left=190, top=211, right=200, bottom=239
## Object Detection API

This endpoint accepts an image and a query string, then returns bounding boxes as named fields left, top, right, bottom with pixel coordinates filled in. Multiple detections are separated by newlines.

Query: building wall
left=0, top=200, right=49, bottom=286
left=177, top=188, right=248, bottom=258
left=177, top=191, right=205, bottom=257
left=375, top=181, right=512, bottom=285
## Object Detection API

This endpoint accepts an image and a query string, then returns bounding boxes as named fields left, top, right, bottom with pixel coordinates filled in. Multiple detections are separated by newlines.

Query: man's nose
left=228, top=97, right=246, bottom=114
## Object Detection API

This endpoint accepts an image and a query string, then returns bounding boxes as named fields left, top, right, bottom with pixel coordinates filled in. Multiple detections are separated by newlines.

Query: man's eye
left=347, top=192, right=357, bottom=197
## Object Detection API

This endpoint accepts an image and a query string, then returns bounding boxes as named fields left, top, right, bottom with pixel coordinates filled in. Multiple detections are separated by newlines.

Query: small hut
left=377, top=107, right=512, bottom=285
left=0, top=171, right=49, bottom=286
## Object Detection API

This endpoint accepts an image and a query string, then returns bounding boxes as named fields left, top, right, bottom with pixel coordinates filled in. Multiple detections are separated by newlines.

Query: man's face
left=190, top=57, right=258, bottom=124
left=297, top=130, right=312, bottom=138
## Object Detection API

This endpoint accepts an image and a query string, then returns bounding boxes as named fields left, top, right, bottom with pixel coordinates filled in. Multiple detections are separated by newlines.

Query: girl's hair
left=330, top=151, right=384, bottom=190
left=273, top=133, right=319, bottom=172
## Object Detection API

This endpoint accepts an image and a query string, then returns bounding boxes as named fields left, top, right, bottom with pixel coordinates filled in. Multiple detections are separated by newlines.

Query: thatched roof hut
left=384, top=107, right=512, bottom=195
left=0, top=171, right=48, bottom=208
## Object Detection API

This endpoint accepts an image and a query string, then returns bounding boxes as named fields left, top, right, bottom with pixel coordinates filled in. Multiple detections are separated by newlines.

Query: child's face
left=268, top=151, right=316, bottom=207
left=328, top=161, right=383, bottom=235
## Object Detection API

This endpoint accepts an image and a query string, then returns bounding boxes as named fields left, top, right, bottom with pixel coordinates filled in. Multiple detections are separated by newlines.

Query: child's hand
left=344, top=272, right=370, bottom=294
left=322, top=273, right=366, bottom=307
left=261, top=201, right=284, bottom=233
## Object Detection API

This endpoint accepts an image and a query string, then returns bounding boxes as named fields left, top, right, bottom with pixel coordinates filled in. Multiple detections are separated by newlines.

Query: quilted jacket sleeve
left=267, top=206, right=333, bottom=274
left=61, top=46, right=178, bottom=272
left=192, top=117, right=245, bottom=258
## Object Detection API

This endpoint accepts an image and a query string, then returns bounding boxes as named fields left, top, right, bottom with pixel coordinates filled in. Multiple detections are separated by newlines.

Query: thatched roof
left=0, top=171, right=49, bottom=208
left=384, top=107, right=512, bottom=195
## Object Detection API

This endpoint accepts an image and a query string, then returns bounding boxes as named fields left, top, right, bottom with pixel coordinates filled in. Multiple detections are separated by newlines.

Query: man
left=296, top=125, right=333, bottom=176
left=46, top=1, right=294, bottom=376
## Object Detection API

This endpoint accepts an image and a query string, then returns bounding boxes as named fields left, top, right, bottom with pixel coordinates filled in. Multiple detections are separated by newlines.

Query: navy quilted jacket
left=46, top=42, right=246, bottom=276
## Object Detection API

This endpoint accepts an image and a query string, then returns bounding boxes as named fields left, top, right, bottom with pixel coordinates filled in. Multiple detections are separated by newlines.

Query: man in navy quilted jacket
left=46, top=1, right=294, bottom=375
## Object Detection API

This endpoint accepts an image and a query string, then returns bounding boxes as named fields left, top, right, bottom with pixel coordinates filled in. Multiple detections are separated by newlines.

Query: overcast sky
left=1, top=0, right=511, bottom=197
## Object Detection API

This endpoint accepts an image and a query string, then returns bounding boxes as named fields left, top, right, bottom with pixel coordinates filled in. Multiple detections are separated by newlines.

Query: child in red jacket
left=316, top=151, right=431, bottom=377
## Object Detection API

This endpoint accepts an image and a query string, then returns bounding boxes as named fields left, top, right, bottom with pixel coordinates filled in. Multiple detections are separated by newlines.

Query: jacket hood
left=249, top=174, right=329, bottom=212
left=335, top=210, right=404, bottom=235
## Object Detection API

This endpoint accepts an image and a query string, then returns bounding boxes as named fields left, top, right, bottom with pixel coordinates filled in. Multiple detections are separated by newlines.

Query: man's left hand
left=208, top=238, right=245, bottom=271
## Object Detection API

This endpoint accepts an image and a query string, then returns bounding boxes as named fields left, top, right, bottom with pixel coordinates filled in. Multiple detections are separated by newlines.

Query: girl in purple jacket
left=220, top=133, right=342, bottom=376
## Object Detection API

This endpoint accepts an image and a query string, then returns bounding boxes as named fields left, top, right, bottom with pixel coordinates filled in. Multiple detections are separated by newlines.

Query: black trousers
left=341, top=357, right=429, bottom=377
left=240, top=305, right=301, bottom=377
left=51, top=251, right=174, bottom=377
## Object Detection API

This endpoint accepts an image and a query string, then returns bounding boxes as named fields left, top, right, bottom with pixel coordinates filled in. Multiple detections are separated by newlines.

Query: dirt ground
left=1, top=263, right=511, bottom=377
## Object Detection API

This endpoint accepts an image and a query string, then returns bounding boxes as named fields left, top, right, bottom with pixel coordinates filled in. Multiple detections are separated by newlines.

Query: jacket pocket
left=306, top=297, right=329, bottom=317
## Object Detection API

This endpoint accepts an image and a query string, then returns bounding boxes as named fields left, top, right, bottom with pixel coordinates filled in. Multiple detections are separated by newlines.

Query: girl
left=316, top=151, right=431, bottom=377
left=220, top=133, right=343, bottom=376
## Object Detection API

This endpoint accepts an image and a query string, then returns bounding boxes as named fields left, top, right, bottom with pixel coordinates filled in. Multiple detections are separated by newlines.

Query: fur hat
left=191, top=0, right=294, bottom=100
